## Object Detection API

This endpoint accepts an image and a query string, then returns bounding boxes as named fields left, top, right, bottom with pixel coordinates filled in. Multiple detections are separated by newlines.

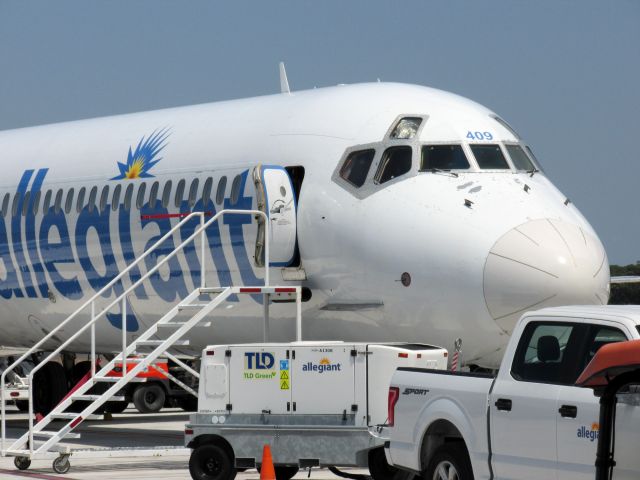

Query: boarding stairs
left=0, top=209, right=302, bottom=472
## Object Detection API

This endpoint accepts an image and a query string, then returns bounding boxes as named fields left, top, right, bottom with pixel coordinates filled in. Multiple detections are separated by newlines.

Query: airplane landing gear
left=33, top=362, right=67, bottom=415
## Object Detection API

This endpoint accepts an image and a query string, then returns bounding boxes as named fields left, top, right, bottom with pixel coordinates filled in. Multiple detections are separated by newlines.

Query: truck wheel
left=368, top=447, right=399, bottom=480
left=425, top=444, right=473, bottom=480
left=189, top=444, right=236, bottom=480
left=133, top=383, right=165, bottom=413
left=274, top=466, right=299, bottom=480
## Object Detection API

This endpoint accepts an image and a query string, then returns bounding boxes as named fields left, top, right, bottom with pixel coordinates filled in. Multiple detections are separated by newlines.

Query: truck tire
left=189, top=443, right=236, bottom=480
left=425, top=444, right=473, bottom=480
left=368, top=447, right=399, bottom=480
left=133, top=383, right=165, bottom=413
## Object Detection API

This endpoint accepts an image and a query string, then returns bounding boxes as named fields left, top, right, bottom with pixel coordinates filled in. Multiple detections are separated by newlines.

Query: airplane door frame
left=252, top=164, right=298, bottom=268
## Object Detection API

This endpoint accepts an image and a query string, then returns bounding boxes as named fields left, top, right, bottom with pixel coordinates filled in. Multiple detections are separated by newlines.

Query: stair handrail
left=1, top=208, right=269, bottom=453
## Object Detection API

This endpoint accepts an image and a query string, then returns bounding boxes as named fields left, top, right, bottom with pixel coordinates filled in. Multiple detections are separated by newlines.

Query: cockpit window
left=375, top=146, right=412, bottom=184
left=340, top=149, right=375, bottom=188
left=470, top=144, right=509, bottom=169
left=421, top=145, right=470, bottom=171
left=505, top=144, right=535, bottom=171
left=525, top=146, right=544, bottom=172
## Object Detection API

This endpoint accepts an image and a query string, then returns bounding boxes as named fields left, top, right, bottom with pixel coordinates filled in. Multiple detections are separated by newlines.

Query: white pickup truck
left=385, top=305, right=640, bottom=480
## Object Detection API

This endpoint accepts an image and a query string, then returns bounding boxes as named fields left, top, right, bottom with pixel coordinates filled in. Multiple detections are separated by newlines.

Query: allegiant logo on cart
left=244, top=352, right=275, bottom=370
left=577, top=423, right=600, bottom=442
left=302, top=357, right=341, bottom=373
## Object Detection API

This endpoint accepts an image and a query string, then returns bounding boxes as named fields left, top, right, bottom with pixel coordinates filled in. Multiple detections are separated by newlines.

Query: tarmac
left=0, top=405, right=368, bottom=480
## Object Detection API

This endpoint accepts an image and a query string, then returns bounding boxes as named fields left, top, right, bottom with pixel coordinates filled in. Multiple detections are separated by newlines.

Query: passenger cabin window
left=124, top=184, right=134, bottom=211
left=136, top=183, right=147, bottom=209
left=505, top=145, right=535, bottom=171
left=421, top=145, right=470, bottom=171
left=511, top=321, right=628, bottom=385
left=202, top=177, right=213, bottom=207
left=22, top=192, right=31, bottom=216
left=11, top=193, right=19, bottom=217
left=65, top=189, right=74, bottom=214
left=148, top=181, right=159, bottom=209
left=375, top=146, right=412, bottom=184
left=175, top=179, right=185, bottom=208
left=1, top=193, right=9, bottom=217
left=54, top=190, right=63, bottom=214
left=112, top=184, right=121, bottom=211
left=42, top=190, right=52, bottom=214
left=470, top=144, right=509, bottom=169
left=216, top=176, right=227, bottom=205
left=99, top=186, right=109, bottom=213
left=32, top=191, right=41, bottom=215
left=87, top=186, right=97, bottom=213
left=340, top=149, right=375, bottom=188
left=230, top=175, right=241, bottom=205
left=76, top=187, right=86, bottom=213
left=162, top=181, right=172, bottom=208
left=188, top=178, right=199, bottom=208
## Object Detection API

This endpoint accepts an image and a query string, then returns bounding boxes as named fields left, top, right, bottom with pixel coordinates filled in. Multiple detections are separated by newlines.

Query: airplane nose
left=483, top=218, right=610, bottom=333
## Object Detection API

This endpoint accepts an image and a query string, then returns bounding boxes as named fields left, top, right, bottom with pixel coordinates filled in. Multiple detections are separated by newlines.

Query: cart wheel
left=14, top=456, right=31, bottom=470
left=53, top=455, right=71, bottom=474
left=189, top=443, right=236, bottom=480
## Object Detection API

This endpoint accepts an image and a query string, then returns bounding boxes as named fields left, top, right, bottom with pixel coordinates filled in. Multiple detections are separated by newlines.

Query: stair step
left=93, top=377, right=120, bottom=383
left=71, top=394, right=126, bottom=402
left=178, top=303, right=210, bottom=309
left=49, top=413, right=78, bottom=420
left=33, top=431, right=81, bottom=439
left=198, top=287, right=226, bottom=294
left=50, top=413, right=102, bottom=421
left=158, top=322, right=212, bottom=329
left=136, top=340, right=190, bottom=347
left=5, top=449, right=30, bottom=456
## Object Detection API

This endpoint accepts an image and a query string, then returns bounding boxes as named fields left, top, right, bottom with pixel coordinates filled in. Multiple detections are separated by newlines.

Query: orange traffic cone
left=260, top=444, right=276, bottom=480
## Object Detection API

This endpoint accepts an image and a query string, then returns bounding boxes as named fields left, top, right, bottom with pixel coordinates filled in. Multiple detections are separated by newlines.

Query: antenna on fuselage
left=279, top=62, right=291, bottom=94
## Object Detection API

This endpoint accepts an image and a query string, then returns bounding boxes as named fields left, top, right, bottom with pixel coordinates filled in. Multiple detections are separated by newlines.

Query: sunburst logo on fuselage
left=111, top=128, right=170, bottom=180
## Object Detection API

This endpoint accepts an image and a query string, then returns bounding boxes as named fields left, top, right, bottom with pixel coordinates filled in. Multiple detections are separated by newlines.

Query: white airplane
left=0, top=78, right=612, bottom=407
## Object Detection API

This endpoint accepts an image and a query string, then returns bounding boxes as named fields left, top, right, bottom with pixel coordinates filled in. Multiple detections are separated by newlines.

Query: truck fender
left=414, top=398, right=478, bottom=474
left=187, top=433, right=235, bottom=460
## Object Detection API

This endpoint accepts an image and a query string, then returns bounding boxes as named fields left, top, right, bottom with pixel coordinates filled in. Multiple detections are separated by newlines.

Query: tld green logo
left=244, top=352, right=275, bottom=370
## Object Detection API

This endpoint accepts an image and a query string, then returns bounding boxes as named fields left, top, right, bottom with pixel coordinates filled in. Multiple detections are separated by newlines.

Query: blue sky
left=0, top=1, right=638, bottom=264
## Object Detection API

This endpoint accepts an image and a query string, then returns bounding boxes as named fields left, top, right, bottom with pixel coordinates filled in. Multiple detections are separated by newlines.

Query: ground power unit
left=185, top=341, right=447, bottom=480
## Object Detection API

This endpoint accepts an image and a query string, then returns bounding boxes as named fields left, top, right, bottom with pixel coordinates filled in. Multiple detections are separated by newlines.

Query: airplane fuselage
left=0, top=83, right=610, bottom=367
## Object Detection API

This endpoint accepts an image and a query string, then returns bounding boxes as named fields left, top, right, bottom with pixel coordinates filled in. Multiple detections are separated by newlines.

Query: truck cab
left=386, top=305, right=640, bottom=480
left=490, top=306, right=640, bottom=479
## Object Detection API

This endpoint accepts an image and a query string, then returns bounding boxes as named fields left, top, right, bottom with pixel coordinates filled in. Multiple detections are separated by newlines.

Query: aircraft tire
left=33, top=362, right=67, bottom=415
left=133, top=383, right=165, bottom=413
left=14, top=400, right=29, bottom=412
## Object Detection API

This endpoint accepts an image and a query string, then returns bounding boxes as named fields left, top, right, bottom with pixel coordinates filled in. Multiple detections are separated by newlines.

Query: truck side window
left=511, top=322, right=577, bottom=384
left=512, top=322, right=629, bottom=386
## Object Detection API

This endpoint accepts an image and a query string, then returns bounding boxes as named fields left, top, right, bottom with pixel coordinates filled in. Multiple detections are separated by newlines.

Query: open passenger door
left=253, top=165, right=297, bottom=267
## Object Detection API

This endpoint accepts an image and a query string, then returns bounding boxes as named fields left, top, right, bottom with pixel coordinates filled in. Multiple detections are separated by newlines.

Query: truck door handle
left=559, top=405, right=578, bottom=418
left=494, top=398, right=512, bottom=411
